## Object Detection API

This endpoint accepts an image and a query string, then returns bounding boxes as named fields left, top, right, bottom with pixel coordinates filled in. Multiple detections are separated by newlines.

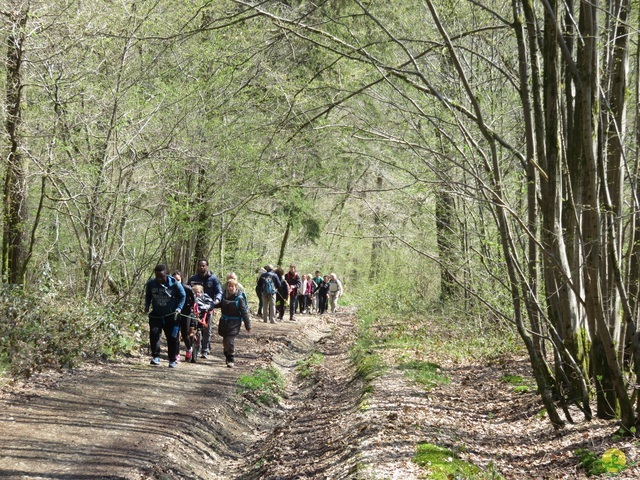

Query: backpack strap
left=221, top=293, right=247, bottom=322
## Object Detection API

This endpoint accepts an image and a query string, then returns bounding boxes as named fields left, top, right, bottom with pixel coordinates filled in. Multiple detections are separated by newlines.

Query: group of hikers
left=144, top=260, right=344, bottom=369
left=256, top=264, right=344, bottom=324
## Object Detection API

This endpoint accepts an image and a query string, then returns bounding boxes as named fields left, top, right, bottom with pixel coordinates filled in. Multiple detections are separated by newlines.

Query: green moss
left=413, top=443, right=502, bottom=479
left=500, top=374, right=535, bottom=394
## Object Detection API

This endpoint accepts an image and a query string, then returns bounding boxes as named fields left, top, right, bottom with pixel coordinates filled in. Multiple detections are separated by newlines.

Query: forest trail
left=3, top=309, right=640, bottom=479
left=0, top=310, right=378, bottom=479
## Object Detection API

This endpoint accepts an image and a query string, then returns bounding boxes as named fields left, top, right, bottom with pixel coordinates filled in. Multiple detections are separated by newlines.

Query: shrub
left=0, top=286, right=142, bottom=378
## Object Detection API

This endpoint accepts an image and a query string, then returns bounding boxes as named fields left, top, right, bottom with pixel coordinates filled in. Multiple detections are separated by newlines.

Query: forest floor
left=0, top=308, right=639, bottom=479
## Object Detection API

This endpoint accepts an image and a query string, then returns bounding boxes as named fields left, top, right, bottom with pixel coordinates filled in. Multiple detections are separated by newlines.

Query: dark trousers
left=256, top=285, right=263, bottom=315
left=222, top=335, right=237, bottom=362
left=289, top=292, right=298, bottom=319
left=298, top=294, right=308, bottom=313
left=201, top=318, right=212, bottom=354
left=318, top=294, right=328, bottom=314
left=180, top=314, right=196, bottom=351
left=149, top=314, right=180, bottom=361
left=276, top=294, right=286, bottom=320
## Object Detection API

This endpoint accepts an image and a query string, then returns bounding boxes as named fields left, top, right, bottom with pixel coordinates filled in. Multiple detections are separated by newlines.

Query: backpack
left=263, top=275, right=276, bottom=295
left=221, top=291, right=247, bottom=321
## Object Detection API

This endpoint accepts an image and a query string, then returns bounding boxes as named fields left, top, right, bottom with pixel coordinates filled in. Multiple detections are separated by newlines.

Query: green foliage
left=351, top=311, right=386, bottom=392
left=296, top=352, right=324, bottom=379
left=0, top=286, right=142, bottom=378
left=354, top=284, right=521, bottom=364
left=501, top=374, right=535, bottom=394
left=575, top=447, right=628, bottom=476
left=575, top=449, right=607, bottom=476
left=413, top=443, right=503, bottom=479
left=400, top=360, right=450, bottom=391
left=237, top=366, right=286, bottom=406
left=501, top=374, right=524, bottom=385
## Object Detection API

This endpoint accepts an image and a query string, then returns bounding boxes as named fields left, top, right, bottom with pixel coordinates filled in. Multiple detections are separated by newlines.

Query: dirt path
left=3, top=309, right=640, bottom=479
left=0, top=311, right=360, bottom=480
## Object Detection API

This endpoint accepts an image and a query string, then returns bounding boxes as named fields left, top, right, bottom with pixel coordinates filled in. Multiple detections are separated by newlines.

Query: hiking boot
left=150, top=357, right=160, bottom=366
left=169, top=361, right=178, bottom=368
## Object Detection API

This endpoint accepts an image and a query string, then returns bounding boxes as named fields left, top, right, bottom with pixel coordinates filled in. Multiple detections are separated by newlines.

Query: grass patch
left=296, top=352, right=324, bottom=379
left=237, top=366, right=285, bottom=406
left=501, top=374, right=535, bottom=394
left=351, top=312, right=386, bottom=394
left=413, top=443, right=503, bottom=479
left=400, top=360, right=450, bottom=391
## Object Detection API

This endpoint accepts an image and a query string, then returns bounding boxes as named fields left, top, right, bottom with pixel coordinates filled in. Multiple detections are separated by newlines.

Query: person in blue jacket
left=218, top=279, right=251, bottom=368
left=144, top=264, right=186, bottom=368
left=187, top=259, right=223, bottom=359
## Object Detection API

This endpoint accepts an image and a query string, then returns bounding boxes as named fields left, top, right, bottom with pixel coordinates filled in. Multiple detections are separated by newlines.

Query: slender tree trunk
left=370, top=175, right=383, bottom=282
left=277, top=220, right=291, bottom=268
left=435, top=188, right=456, bottom=300
left=2, top=4, right=29, bottom=285
left=578, top=0, right=633, bottom=428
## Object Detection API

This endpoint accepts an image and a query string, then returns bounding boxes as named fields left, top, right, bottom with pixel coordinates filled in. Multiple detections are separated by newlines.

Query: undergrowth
left=237, top=366, right=285, bottom=406
left=296, top=351, right=324, bottom=379
left=400, top=360, right=450, bottom=391
left=0, top=285, right=141, bottom=379
left=575, top=447, right=629, bottom=476
left=352, top=285, right=521, bottom=369
left=351, top=284, right=519, bottom=477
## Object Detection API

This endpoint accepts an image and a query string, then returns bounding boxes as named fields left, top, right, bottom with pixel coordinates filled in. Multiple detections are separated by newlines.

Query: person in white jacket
left=327, top=273, right=343, bottom=313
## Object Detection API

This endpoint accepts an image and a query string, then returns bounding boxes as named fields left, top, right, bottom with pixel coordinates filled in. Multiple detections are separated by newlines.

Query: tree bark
left=2, top=3, right=29, bottom=285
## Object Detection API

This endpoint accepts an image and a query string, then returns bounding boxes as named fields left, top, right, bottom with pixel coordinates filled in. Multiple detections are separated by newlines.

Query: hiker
left=284, top=264, right=302, bottom=321
left=328, top=273, right=344, bottom=313
left=187, top=259, right=223, bottom=359
left=305, top=274, right=314, bottom=313
left=255, top=267, right=266, bottom=317
left=274, top=267, right=289, bottom=321
left=172, top=270, right=195, bottom=362
left=222, top=271, right=245, bottom=293
left=144, top=264, right=186, bottom=368
left=317, top=275, right=330, bottom=314
left=191, top=284, right=215, bottom=361
left=298, top=274, right=309, bottom=314
left=258, top=264, right=282, bottom=323
left=312, top=271, right=323, bottom=314
left=218, top=278, right=251, bottom=367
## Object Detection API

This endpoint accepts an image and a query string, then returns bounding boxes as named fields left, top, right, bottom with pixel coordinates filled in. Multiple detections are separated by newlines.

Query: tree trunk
left=277, top=220, right=291, bottom=268
left=2, top=4, right=29, bottom=285
left=435, top=187, right=456, bottom=300
left=369, top=175, right=383, bottom=282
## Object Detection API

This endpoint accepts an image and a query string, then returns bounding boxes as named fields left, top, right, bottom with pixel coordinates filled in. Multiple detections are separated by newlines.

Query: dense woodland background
left=3, top=0, right=640, bottom=432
